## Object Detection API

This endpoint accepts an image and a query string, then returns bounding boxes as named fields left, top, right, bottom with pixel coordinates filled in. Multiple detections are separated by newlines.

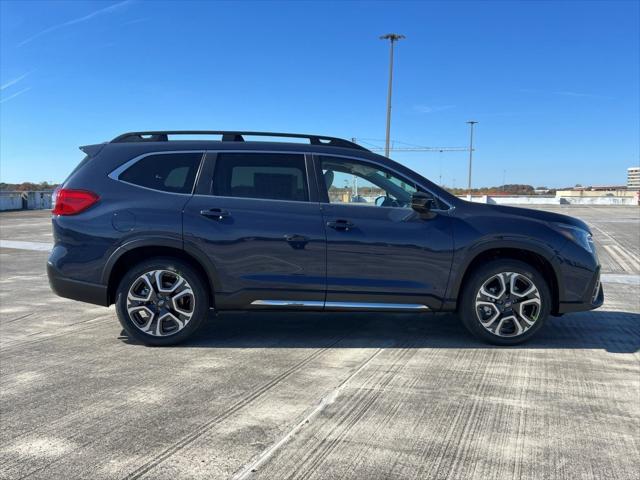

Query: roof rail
left=110, top=131, right=370, bottom=152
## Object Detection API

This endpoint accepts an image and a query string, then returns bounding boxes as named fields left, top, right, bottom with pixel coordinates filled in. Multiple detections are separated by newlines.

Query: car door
left=315, top=154, right=453, bottom=310
left=183, top=151, right=326, bottom=309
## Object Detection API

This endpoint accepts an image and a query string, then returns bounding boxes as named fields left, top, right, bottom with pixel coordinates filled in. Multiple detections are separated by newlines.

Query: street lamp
left=380, top=33, right=405, bottom=158
left=466, top=121, right=478, bottom=197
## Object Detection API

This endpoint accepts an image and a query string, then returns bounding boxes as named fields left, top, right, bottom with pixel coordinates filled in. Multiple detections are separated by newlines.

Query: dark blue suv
left=47, top=131, right=603, bottom=346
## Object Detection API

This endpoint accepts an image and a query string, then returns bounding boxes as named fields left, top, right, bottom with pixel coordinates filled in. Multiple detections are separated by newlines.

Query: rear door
left=183, top=151, right=326, bottom=309
left=315, top=154, right=454, bottom=310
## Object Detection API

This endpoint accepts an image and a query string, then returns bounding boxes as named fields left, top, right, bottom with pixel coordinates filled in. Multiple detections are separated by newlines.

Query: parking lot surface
left=1, top=206, right=638, bottom=480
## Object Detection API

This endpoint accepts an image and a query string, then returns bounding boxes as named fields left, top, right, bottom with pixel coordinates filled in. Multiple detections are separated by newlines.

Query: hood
left=472, top=203, right=591, bottom=232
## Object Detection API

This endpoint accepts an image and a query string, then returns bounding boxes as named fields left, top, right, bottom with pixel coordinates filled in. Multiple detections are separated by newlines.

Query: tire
left=115, top=257, right=209, bottom=346
left=459, top=259, right=551, bottom=345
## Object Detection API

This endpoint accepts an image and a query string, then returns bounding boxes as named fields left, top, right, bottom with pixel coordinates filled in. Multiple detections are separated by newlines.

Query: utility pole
left=380, top=33, right=405, bottom=158
left=466, top=121, right=478, bottom=197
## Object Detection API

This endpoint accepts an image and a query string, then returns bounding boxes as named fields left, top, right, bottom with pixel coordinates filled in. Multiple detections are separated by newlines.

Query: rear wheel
left=459, top=259, right=550, bottom=345
left=115, top=257, right=208, bottom=346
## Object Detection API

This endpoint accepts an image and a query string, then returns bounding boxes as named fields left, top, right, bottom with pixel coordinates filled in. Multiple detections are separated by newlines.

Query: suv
left=47, top=131, right=603, bottom=346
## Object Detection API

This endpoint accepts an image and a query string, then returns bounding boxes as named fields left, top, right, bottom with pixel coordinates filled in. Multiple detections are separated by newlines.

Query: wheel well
left=107, top=246, right=214, bottom=306
left=458, top=248, right=559, bottom=314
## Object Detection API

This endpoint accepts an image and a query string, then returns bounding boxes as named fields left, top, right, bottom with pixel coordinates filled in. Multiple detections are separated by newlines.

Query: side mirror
left=411, top=191, right=435, bottom=218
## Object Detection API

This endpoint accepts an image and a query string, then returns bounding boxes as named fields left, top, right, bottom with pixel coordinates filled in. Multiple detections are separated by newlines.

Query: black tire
left=115, top=257, right=209, bottom=346
left=459, top=259, right=551, bottom=345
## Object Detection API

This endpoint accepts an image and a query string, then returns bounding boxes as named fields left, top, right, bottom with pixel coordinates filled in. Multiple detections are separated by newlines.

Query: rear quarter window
left=119, top=152, right=203, bottom=194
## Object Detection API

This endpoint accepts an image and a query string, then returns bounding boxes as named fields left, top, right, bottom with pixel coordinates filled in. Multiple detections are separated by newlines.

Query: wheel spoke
left=128, top=275, right=154, bottom=302
left=479, top=273, right=507, bottom=300
left=518, top=297, right=541, bottom=324
left=171, top=288, right=195, bottom=316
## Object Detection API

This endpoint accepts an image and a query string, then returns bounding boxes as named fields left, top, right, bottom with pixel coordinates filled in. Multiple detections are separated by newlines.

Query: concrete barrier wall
left=0, top=194, right=23, bottom=211
left=458, top=195, right=638, bottom=206
left=559, top=196, right=637, bottom=205
left=490, top=196, right=562, bottom=205
left=0, top=191, right=53, bottom=211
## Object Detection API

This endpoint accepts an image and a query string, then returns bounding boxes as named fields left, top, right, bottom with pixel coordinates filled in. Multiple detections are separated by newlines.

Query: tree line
left=0, top=182, right=59, bottom=192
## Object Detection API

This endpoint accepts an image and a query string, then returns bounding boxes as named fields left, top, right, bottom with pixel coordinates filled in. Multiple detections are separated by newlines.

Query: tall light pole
left=380, top=33, right=405, bottom=158
left=466, top=121, right=478, bottom=197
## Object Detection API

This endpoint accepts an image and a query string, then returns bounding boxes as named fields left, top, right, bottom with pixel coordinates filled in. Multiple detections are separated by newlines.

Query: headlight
left=552, top=223, right=594, bottom=253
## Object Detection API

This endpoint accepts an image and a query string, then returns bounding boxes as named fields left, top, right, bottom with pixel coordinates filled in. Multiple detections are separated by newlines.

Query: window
left=119, top=152, right=202, bottom=194
left=319, top=156, right=417, bottom=208
left=212, top=153, right=308, bottom=202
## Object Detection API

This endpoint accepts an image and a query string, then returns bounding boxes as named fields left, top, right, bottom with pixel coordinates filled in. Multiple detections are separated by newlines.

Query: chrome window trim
left=108, top=148, right=453, bottom=211
left=108, top=150, right=207, bottom=196
left=313, top=152, right=454, bottom=212
left=191, top=193, right=320, bottom=206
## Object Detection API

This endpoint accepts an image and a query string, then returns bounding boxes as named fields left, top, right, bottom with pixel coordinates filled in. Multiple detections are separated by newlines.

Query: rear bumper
left=557, top=267, right=603, bottom=314
left=47, top=262, right=109, bottom=307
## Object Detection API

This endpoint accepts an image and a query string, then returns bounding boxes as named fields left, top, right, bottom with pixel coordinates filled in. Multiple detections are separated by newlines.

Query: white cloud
left=1, top=72, right=31, bottom=90
left=0, top=87, right=32, bottom=104
left=18, top=0, right=131, bottom=47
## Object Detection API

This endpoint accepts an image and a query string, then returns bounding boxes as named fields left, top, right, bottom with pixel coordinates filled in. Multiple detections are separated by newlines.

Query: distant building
left=628, top=167, right=640, bottom=190
left=589, top=185, right=628, bottom=191
left=556, top=188, right=634, bottom=198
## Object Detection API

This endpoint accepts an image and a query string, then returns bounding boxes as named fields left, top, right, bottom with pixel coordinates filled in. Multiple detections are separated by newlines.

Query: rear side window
left=119, top=152, right=202, bottom=194
left=212, top=153, right=308, bottom=202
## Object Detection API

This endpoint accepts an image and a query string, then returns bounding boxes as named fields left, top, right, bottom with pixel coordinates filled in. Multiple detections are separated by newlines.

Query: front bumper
left=47, top=262, right=109, bottom=307
left=557, top=266, right=603, bottom=314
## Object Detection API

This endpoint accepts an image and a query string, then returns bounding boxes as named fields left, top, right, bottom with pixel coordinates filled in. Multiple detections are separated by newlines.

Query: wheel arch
left=104, top=239, right=219, bottom=307
left=450, top=243, right=562, bottom=315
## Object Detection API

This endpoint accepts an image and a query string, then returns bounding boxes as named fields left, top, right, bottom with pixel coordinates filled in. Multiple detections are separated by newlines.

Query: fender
left=101, top=236, right=183, bottom=284
left=442, top=235, right=566, bottom=311
left=101, top=236, right=223, bottom=300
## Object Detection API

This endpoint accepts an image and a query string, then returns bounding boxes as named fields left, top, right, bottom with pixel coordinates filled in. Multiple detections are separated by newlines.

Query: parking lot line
left=0, top=240, right=51, bottom=252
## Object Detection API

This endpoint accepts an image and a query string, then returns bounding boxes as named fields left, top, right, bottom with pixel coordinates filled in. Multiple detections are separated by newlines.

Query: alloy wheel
left=126, top=269, right=195, bottom=337
left=475, top=271, right=541, bottom=337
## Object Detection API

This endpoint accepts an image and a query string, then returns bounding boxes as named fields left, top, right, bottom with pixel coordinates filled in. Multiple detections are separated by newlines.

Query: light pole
left=380, top=33, right=405, bottom=158
left=466, top=121, right=478, bottom=197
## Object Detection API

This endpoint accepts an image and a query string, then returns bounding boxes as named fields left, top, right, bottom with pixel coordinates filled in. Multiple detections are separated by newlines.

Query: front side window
left=119, top=152, right=202, bottom=194
left=319, top=156, right=417, bottom=208
left=212, top=153, right=308, bottom=202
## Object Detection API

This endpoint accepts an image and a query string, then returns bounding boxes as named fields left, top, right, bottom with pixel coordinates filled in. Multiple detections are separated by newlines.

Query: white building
left=628, top=167, right=640, bottom=190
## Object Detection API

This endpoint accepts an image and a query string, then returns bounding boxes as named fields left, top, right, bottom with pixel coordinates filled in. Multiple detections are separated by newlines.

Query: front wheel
left=115, top=257, right=209, bottom=346
left=459, top=259, right=551, bottom=345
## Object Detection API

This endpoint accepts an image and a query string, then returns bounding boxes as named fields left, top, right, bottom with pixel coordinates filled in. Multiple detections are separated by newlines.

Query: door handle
left=200, top=208, right=230, bottom=220
left=327, top=219, right=354, bottom=231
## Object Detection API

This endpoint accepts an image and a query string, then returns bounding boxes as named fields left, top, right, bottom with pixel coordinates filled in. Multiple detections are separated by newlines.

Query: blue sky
left=1, top=0, right=638, bottom=188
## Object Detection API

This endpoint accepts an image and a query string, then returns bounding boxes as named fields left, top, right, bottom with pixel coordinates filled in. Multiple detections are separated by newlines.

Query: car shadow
left=120, top=310, right=640, bottom=354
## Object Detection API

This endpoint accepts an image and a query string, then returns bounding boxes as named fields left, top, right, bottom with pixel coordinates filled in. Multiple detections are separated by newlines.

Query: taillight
left=52, top=188, right=99, bottom=215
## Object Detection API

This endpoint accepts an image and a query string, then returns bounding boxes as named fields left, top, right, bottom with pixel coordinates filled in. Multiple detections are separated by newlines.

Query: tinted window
left=319, top=156, right=417, bottom=208
left=212, top=153, right=308, bottom=202
left=119, top=153, right=202, bottom=194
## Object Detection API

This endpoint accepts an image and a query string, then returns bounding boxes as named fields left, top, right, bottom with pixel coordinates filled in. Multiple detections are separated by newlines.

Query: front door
left=183, top=151, right=326, bottom=309
left=316, top=155, right=453, bottom=310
